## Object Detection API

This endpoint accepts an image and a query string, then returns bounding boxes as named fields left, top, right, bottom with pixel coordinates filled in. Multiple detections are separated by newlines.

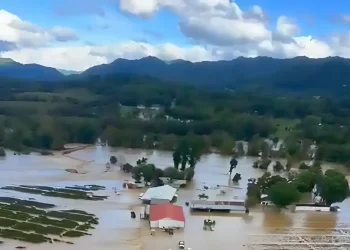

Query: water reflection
left=263, top=211, right=293, bottom=231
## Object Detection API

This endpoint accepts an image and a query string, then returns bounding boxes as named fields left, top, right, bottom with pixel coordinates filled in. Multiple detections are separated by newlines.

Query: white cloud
left=1, top=2, right=350, bottom=71
left=119, top=0, right=160, bottom=18
left=0, top=9, right=78, bottom=49
left=1, top=41, right=215, bottom=71
left=276, top=16, right=300, bottom=37
left=117, top=0, right=347, bottom=59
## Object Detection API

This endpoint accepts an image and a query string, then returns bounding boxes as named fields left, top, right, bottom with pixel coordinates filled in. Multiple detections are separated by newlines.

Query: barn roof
left=141, top=185, right=177, bottom=201
left=149, top=204, right=185, bottom=222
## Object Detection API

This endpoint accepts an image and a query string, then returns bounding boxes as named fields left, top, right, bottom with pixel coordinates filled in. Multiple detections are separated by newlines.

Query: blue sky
left=0, top=0, right=350, bottom=70
left=1, top=0, right=349, bottom=45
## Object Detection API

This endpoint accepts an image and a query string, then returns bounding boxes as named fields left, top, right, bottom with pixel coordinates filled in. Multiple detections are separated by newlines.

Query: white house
left=149, top=204, right=185, bottom=228
left=140, top=185, right=177, bottom=203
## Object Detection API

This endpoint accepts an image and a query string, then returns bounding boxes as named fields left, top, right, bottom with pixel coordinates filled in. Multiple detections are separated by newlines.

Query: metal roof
left=149, top=204, right=185, bottom=222
left=141, top=185, right=177, bottom=201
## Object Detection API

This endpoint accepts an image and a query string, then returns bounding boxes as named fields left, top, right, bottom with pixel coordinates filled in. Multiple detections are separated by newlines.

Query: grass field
left=271, top=118, right=300, bottom=138
left=15, top=88, right=99, bottom=102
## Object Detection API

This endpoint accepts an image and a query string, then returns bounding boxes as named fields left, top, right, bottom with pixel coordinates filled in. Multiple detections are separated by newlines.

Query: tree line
left=0, top=74, right=350, bottom=164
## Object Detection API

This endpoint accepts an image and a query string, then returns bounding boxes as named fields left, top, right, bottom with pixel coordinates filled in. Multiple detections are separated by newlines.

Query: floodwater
left=0, top=146, right=350, bottom=250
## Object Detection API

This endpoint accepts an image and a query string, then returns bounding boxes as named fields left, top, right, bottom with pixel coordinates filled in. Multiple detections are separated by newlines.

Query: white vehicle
left=178, top=241, right=185, bottom=249
left=174, top=194, right=178, bottom=198
left=139, top=193, right=144, bottom=199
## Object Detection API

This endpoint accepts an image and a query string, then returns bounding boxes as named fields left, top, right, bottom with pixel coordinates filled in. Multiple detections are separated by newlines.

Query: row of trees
left=246, top=164, right=349, bottom=208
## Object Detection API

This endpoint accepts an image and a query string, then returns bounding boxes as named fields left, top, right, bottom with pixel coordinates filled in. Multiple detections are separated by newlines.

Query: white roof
left=141, top=185, right=177, bottom=201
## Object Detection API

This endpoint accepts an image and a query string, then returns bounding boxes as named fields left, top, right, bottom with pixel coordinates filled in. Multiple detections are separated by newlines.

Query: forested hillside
left=82, top=56, right=350, bottom=96
left=2, top=56, right=350, bottom=96
left=0, top=58, right=63, bottom=80
left=0, top=74, right=350, bottom=165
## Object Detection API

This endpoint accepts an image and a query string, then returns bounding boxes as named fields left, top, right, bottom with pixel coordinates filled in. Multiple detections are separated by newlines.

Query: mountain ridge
left=0, top=57, right=63, bottom=80
left=82, top=56, right=350, bottom=93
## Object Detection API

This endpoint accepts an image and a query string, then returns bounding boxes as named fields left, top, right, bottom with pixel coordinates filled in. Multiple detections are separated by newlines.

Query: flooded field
left=0, top=146, right=350, bottom=250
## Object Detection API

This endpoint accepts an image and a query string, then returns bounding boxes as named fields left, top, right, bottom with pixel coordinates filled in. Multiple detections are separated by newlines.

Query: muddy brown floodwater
left=0, top=146, right=350, bottom=250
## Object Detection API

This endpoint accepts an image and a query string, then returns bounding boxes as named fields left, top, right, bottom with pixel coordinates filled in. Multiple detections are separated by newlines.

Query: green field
left=0, top=196, right=99, bottom=244
left=15, top=88, right=99, bottom=102
left=271, top=118, right=300, bottom=138
left=1, top=185, right=108, bottom=201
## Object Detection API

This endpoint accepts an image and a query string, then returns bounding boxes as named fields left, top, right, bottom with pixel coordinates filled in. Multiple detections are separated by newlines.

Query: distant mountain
left=0, top=58, right=63, bottom=80
left=57, top=69, right=82, bottom=76
left=82, top=56, right=350, bottom=94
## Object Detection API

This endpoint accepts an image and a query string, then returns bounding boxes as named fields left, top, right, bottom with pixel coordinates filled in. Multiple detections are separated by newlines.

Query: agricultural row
left=0, top=196, right=99, bottom=244
left=1, top=184, right=107, bottom=201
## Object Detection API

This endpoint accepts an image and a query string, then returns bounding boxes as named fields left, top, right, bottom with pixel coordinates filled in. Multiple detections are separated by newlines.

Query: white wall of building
left=295, top=206, right=330, bottom=212
left=150, top=218, right=185, bottom=228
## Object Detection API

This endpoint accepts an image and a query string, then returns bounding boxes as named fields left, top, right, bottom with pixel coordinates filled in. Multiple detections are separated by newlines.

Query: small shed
left=141, top=185, right=177, bottom=203
left=149, top=204, right=185, bottom=228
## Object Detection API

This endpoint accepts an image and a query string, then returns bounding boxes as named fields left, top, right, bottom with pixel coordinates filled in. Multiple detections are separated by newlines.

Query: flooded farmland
left=0, top=146, right=350, bottom=250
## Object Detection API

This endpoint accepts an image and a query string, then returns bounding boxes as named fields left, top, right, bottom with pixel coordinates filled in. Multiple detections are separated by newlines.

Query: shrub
left=122, top=163, right=133, bottom=173
left=110, top=156, right=117, bottom=164
left=184, top=168, right=195, bottom=181
left=0, top=147, right=5, bottom=157
left=299, top=162, right=309, bottom=170
left=232, top=173, right=242, bottom=182
left=163, top=167, right=179, bottom=179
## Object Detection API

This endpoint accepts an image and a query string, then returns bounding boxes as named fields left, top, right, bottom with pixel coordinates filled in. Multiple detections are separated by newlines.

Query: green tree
left=0, top=147, right=5, bottom=157
left=163, top=167, right=180, bottom=179
left=172, top=150, right=181, bottom=169
left=318, top=169, right=349, bottom=205
left=184, top=167, right=195, bottom=181
left=294, top=170, right=317, bottom=193
left=268, top=182, right=301, bottom=208
left=247, top=136, right=264, bottom=156
left=131, top=166, right=142, bottom=182
left=232, top=173, right=242, bottom=182
left=258, top=172, right=287, bottom=194
left=76, top=123, right=97, bottom=144
left=141, top=164, right=156, bottom=182
left=285, top=155, right=293, bottom=171
left=273, top=161, right=284, bottom=172
left=0, top=125, right=4, bottom=146
left=110, top=156, right=117, bottom=164
left=229, top=157, right=238, bottom=173
left=299, top=162, right=309, bottom=170
left=235, top=141, right=245, bottom=156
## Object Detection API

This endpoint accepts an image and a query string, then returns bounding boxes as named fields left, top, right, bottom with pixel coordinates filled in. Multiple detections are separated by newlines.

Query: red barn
left=149, top=204, right=185, bottom=228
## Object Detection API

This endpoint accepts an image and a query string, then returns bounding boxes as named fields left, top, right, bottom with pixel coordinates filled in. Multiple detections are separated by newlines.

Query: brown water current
left=0, top=146, right=350, bottom=250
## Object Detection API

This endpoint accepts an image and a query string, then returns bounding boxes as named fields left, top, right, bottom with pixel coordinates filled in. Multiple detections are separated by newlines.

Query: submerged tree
left=0, top=147, right=5, bottom=157
left=273, top=161, right=284, bottom=172
left=173, top=139, right=201, bottom=171
left=172, top=150, right=181, bottom=169
left=232, top=173, right=242, bottom=182
left=317, top=169, right=349, bottom=205
left=131, top=166, right=142, bottom=182
left=257, top=172, right=287, bottom=194
left=294, top=170, right=318, bottom=193
left=268, top=182, right=301, bottom=208
left=229, top=157, right=238, bottom=174
left=122, top=163, right=133, bottom=173
left=110, top=156, right=117, bottom=164
left=136, top=157, right=148, bottom=165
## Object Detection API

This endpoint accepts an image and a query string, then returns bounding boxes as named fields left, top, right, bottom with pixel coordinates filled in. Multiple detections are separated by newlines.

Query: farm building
left=149, top=204, right=185, bottom=228
left=294, top=203, right=341, bottom=212
left=190, top=199, right=248, bottom=213
left=140, top=185, right=177, bottom=204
